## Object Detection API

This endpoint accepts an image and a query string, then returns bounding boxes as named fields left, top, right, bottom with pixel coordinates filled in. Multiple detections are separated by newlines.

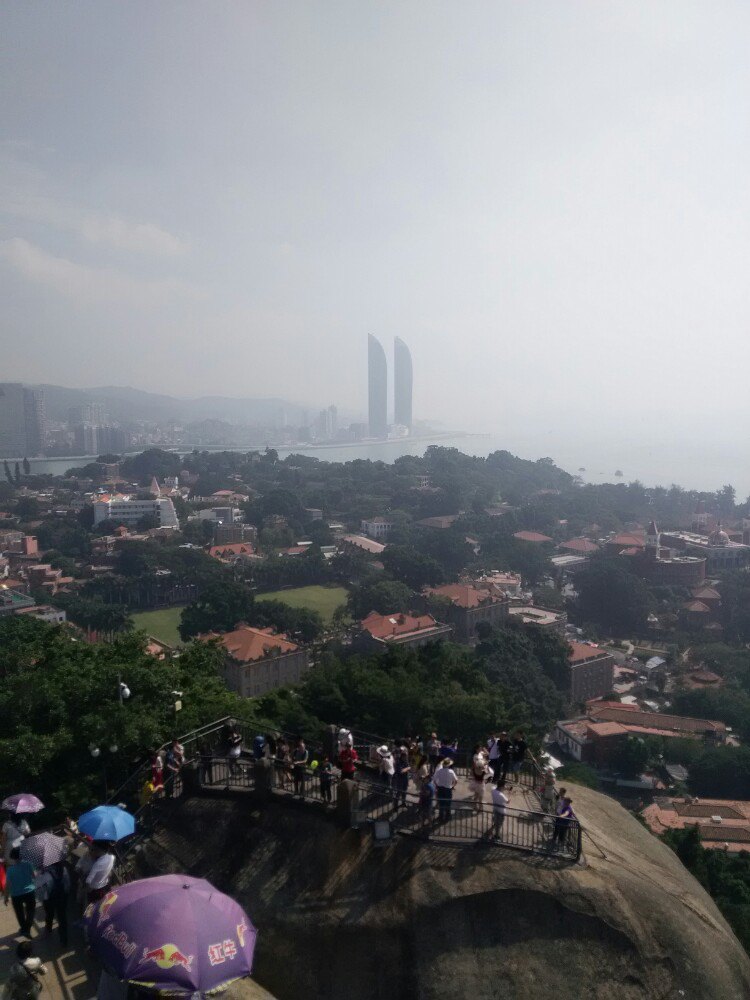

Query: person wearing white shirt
left=433, top=759, right=458, bottom=821
left=85, top=844, right=115, bottom=902
left=470, top=745, right=490, bottom=811
left=2, top=816, right=30, bottom=863
left=491, top=781, right=512, bottom=841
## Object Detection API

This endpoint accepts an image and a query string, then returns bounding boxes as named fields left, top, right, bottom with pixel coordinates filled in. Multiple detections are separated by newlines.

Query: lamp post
left=89, top=742, right=119, bottom=799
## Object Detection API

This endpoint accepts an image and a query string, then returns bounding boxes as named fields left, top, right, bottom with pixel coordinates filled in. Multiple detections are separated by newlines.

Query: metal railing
left=110, top=716, right=580, bottom=873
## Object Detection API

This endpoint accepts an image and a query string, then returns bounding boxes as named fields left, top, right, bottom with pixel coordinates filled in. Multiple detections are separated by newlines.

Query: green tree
left=348, top=579, right=415, bottom=620
left=381, top=545, right=444, bottom=590
left=0, top=618, right=246, bottom=815
left=179, top=580, right=254, bottom=640
left=574, top=557, right=651, bottom=635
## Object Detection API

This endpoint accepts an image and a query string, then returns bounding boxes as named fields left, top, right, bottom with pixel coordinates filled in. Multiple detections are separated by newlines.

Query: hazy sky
left=2, top=2, right=750, bottom=440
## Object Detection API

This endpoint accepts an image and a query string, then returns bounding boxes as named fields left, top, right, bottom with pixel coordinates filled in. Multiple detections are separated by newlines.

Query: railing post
left=254, top=758, right=273, bottom=801
left=335, top=778, right=359, bottom=828
left=181, top=759, right=201, bottom=797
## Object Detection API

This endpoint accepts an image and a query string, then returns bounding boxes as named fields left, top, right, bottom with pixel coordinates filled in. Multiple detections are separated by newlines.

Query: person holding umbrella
left=84, top=874, right=257, bottom=996
left=85, top=842, right=115, bottom=903
left=4, top=848, right=37, bottom=937
left=20, top=832, right=70, bottom=946
left=35, top=860, right=70, bottom=947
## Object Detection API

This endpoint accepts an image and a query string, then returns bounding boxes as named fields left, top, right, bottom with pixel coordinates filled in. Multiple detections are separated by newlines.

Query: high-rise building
left=367, top=334, right=388, bottom=438
left=23, top=389, right=46, bottom=456
left=67, top=402, right=105, bottom=429
left=74, top=423, right=99, bottom=455
left=0, top=384, right=46, bottom=458
left=394, top=336, right=413, bottom=432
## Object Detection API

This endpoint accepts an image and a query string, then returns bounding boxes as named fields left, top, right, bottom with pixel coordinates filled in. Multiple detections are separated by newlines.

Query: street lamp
left=118, top=678, right=131, bottom=704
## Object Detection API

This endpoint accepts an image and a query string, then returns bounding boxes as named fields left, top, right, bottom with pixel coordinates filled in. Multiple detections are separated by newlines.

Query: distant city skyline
left=394, top=336, right=413, bottom=433
left=367, top=334, right=388, bottom=439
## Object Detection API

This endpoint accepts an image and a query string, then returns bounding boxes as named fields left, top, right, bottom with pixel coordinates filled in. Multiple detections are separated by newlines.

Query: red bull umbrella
left=83, top=875, right=257, bottom=995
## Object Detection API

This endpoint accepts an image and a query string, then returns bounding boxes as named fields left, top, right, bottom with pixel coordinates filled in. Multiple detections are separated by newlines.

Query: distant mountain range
left=35, top=384, right=335, bottom=426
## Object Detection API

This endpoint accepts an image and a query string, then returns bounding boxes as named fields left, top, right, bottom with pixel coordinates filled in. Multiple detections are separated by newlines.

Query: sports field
left=255, top=585, right=348, bottom=624
left=131, top=607, right=184, bottom=646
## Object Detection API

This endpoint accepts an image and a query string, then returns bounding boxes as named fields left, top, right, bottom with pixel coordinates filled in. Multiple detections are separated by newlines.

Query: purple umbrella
left=2, top=793, right=44, bottom=814
left=84, top=875, right=257, bottom=995
left=20, top=832, right=67, bottom=869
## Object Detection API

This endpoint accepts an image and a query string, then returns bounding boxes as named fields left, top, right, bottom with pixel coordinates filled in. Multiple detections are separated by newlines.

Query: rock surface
left=140, top=786, right=750, bottom=999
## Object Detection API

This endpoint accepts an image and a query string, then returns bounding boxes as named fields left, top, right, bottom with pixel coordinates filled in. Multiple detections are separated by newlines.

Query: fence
left=110, top=716, right=581, bottom=872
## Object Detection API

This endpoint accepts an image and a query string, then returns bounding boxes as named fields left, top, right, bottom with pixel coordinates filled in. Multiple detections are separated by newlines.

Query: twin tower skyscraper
left=367, top=334, right=412, bottom=438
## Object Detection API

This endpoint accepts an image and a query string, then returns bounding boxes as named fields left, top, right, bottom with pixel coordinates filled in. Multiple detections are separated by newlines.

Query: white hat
left=377, top=745, right=390, bottom=756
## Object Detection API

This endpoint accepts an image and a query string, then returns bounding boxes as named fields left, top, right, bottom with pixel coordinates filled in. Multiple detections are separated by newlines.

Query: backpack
left=8, top=963, right=42, bottom=1000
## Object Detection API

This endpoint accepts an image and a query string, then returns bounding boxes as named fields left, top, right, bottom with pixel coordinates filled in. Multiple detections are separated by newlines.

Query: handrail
left=109, top=715, right=579, bottom=871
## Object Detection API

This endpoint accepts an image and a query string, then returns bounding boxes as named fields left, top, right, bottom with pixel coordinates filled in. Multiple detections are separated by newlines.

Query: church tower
left=645, top=520, right=660, bottom=561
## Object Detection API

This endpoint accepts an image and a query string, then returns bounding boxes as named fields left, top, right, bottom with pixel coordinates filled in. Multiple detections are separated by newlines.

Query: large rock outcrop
left=139, top=786, right=750, bottom=999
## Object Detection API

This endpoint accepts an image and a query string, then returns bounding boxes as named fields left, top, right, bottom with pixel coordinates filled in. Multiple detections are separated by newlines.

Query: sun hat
left=442, top=758, right=454, bottom=767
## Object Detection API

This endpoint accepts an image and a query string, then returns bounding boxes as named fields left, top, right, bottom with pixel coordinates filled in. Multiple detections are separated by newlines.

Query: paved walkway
left=0, top=893, right=97, bottom=1000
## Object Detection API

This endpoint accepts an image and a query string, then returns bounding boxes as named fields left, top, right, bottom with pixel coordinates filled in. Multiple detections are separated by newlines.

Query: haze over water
left=29, top=432, right=748, bottom=498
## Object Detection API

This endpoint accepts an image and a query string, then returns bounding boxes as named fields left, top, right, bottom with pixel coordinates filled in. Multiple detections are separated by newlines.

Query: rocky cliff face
left=140, top=786, right=750, bottom=999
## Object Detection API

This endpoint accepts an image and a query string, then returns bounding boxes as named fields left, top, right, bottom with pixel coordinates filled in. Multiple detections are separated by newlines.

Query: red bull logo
left=142, top=943, right=194, bottom=972
left=97, top=891, right=118, bottom=925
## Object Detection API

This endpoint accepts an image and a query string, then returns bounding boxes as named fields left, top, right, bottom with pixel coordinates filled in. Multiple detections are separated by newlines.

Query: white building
left=360, top=517, right=394, bottom=540
left=93, top=494, right=179, bottom=529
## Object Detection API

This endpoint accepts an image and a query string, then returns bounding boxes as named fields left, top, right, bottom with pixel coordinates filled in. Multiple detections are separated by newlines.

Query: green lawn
left=256, top=585, right=348, bottom=624
left=131, top=607, right=185, bottom=647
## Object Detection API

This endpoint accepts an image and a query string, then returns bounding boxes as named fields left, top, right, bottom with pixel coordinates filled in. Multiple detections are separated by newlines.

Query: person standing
left=553, top=796, right=576, bottom=850
left=487, top=733, right=501, bottom=781
left=393, top=742, right=410, bottom=808
left=4, top=848, right=36, bottom=937
left=377, top=746, right=395, bottom=795
left=85, top=843, right=115, bottom=903
left=164, top=738, right=184, bottom=797
left=338, top=742, right=359, bottom=782
left=198, top=741, right=214, bottom=785
left=318, top=755, right=334, bottom=803
left=226, top=726, right=243, bottom=785
left=509, top=731, right=527, bottom=777
left=497, top=732, right=512, bottom=781
left=292, top=738, right=309, bottom=797
left=491, top=781, right=512, bottom=842
left=419, top=774, right=435, bottom=829
left=35, top=860, right=70, bottom=948
left=433, top=758, right=458, bottom=822
left=540, top=769, right=557, bottom=813
left=148, top=749, right=164, bottom=791
left=414, top=754, right=431, bottom=793
left=470, top=744, right=490, bottom=812
left=426, top=733, right=441, bottom=775
left=2, top=813, right=31, bottom=864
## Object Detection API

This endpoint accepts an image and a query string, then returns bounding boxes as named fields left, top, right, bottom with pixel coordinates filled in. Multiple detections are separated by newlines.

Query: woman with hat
left=377, top=745, right=395, bottom=795
left=433, top=758, right=458, bottom=822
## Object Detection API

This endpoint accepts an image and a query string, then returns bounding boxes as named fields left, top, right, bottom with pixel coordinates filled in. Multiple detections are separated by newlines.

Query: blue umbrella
left=78, top=805, right=135, bottom=842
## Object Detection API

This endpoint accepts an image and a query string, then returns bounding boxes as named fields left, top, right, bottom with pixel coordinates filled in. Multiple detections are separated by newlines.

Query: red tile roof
left=568, top=641, right=610, bottom=663
left=609, top=532, right=645, bottom=548
left=683, top=600, right=710, bottom=613
left=513, top=530, right=553, bottom=544
left=202, top=625, right=299, bottom=662
left=586, top=721, right=629, bottom=738
left=559, top=537, right=599, bottom=554
left=589, top=703, right=725, bottom=735
left=691, top=587, right=721, bottom=600
left=208, top=543, right=255, bottom=559
left=341, top=534, right=385, bottom=554
left=426, top=582, right=507, bottom=609
left=360, top=611, right=441, bottom=640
